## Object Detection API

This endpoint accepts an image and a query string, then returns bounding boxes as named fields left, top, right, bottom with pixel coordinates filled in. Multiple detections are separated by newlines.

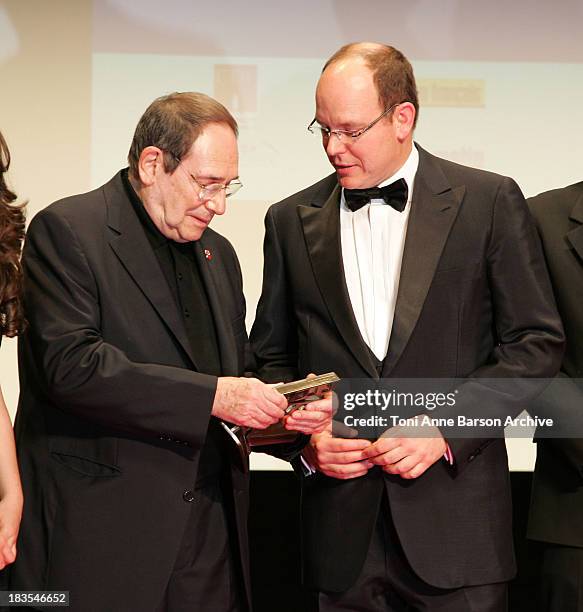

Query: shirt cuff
left=299, top=453, right=317, bottom=477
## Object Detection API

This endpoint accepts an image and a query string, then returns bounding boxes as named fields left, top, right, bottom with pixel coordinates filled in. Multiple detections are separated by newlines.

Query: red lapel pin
left=204, top=248, right=212, bottom=261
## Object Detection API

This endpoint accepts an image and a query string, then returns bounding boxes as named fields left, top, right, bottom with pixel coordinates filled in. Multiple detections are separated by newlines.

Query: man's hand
left=283, top=395, right=332, bottom=435
left=0, top=493, right=22, bottom=570
left=362, top=421, right=447, bottom=479
left=284, top=380, right=334, bottom=437
left=283, top=372, right=334, bottom=435
left=212, top=377, right=287, bottom=429
left=303, top=430, right=374, bottom=480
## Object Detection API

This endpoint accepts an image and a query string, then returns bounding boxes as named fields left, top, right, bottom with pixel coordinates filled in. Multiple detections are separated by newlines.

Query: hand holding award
left=222, top=372, right=339, bottom=459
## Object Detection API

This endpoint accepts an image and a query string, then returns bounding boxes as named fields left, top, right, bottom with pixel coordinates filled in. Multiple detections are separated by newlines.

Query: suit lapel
left=382, top=146, right=464, bottom=376
left=104, top=173, right=199, bottom=370
left=567, top=189, right=583, bottom=262
left=194, top=237, right=239, bottom=376
left=298, top=179, right=379, bottom=378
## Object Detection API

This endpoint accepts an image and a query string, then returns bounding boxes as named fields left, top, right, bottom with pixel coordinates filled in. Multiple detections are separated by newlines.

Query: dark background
left=249, top=471, right=539, bottom=611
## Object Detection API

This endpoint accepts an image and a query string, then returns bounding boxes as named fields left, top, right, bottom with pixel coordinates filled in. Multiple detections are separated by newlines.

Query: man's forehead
left=316, top=68, right=382, bottom=121
left=183, top=157, right=238, bottom=184
left=317, top=62, right=377, bottom=101
left=184, top=125, right=237, bottom=164
left=320, top=56, right=372, bottom=83
left=185, top=157, right=238, bottom=180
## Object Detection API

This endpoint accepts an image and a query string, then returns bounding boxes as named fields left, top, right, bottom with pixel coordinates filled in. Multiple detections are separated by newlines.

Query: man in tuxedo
left=9, top=92, right=327, bottom=612
left=527, top=182, right=583, bottom=612
left=250, top=43, right=564, bottom=611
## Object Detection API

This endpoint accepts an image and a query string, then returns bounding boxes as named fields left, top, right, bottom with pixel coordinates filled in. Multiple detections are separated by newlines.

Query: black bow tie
left=344, top=178, right=408, bottom=213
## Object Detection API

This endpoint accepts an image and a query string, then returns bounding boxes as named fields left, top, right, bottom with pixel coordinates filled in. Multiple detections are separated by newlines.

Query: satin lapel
left=567, top=189, right=583, bottom=262
left=382, top=149, right=464, bottom=376
left=195, top=238, right=239, bottom=376
left=298, top=183, right=379, bottom=378
left=105, top=175, right=199, bottom=369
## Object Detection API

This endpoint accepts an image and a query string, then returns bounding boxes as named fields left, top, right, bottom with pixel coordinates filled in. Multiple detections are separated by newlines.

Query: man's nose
left=205, top=192, right=226, bottom=216
left=325, top=133, right=347, bottom=157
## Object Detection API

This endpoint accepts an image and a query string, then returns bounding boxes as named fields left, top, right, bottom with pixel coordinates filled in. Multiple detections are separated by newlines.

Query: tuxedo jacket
left=250, top=145, right=564, bottom=592
left=11, top=172, right=252, bottom=611
left=527, top=182, right=583, bottom=547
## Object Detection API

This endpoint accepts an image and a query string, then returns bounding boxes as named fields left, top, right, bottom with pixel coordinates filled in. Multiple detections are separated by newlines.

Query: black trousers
left=155, top=480, right=243, bottom=612
left=319, top=495, right=507, bottom=612
left=533, top=543, right=583, bottom=612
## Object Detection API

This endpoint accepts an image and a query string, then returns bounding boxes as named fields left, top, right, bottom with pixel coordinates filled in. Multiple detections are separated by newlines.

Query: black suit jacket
left=10, top=172, right=252, bottom=611
left=527, top=182, right=583, bottom=547
left=250, top=145, right=564, bottom=591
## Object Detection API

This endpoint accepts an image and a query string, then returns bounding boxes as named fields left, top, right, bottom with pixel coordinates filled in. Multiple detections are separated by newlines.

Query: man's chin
left=336, top=170, right=366, bottom=190
left=165, top=225, right=205, bottom=244
left=177, top=218, right=211, bottom=243
left=337, top=175, right=383, bottom=190
left=338, top=177, right=365, bottom=190
left=180, top=229, right=205, bottom=243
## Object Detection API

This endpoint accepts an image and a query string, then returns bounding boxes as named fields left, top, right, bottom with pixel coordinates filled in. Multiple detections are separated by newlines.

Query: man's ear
left=393, top=102, right=416, bottom=142
left=137, top=146, right=164, bottom=186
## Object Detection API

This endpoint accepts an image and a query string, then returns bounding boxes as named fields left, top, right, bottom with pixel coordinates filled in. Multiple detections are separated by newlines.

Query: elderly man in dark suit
left=9, top=92, right=329, bottom=612
left=250, top=43, right=564, bottom=611
left=527, top=182, right=583, bottom=612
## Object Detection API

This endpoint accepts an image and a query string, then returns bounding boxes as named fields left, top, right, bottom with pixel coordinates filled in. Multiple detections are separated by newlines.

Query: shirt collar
left=378, top=143, right=419, bottom=199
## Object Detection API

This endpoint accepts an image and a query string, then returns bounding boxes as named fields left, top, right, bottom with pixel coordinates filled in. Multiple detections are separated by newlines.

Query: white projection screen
left=1, top=0, right=583, bottom=469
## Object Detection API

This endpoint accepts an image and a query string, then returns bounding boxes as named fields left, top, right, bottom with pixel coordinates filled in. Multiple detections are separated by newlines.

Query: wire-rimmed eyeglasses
left=170, top=152, right=243, bottom=200
left=307, top=102, right=403, bottom=142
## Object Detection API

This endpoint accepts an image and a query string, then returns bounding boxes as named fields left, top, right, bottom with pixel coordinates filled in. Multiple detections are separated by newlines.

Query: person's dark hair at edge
left=0, top=130, right=26, bottom=337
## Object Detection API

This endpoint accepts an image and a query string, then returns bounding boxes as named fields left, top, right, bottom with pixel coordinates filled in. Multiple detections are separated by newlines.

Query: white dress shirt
left=340, top=145, right=419, bottom=361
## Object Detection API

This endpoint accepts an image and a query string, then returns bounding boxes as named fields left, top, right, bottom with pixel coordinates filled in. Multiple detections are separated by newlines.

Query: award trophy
left=221, top=372, right=339, bottom=462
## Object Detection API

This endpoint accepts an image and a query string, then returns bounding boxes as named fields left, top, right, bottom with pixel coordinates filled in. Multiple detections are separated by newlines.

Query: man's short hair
left=128, top=92, right=238, bottom=180
left=323, top=43, right=419, bottom=128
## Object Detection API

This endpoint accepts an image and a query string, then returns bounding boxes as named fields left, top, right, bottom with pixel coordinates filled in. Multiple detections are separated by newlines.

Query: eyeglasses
left=170, top=153, right=243, bottom=200
left=307, top=102, right=402, bottom=142
left=187, top=172, right=243, bottom=200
